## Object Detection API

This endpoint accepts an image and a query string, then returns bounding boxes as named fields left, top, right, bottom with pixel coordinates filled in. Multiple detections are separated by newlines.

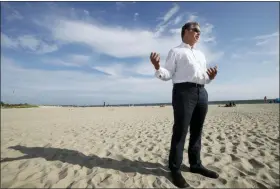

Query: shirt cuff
left=155, top=67, right=163, bottom=79
left=205, top=74, right=212, bottom=84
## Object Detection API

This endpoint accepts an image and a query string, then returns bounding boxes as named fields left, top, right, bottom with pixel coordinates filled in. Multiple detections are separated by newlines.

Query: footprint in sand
left=248, top=179, right=269, bottom=188
left=133, top=148, right=140, bottom=153
left=55, top=162, right=63, bottom=169
left=220, top=146, right=226, bottom=153
left=217, top=135, right=225, bottom=142
left=205, top=135, right=212, bottom=142
left=234, top=161, right=256, bottom=176
left=74, top=170, right=79, bottom=175
left=232, top=146, right=238, bottom=154
left=18, top=160, right=29, bottom=169
left=230, top=166, right=247, bottom=177
left=248, top=158, right=266, bottom=169
left=259, top=150, right=266, bottom=157
left=87, top=169, right=94, bottom=175
left=244, top=141, right=256, bottom=152
left=229, top=154, right=240, bottom=162
left=59, top=168, right=68, bottom=180
left=214, top=156, right=221, bottom=162
left=218, top=177, right=227, bottom=185
left=206, top=147, right=212, bottom=153
left=44, top=180, right=53, bottom=188
left=251, top=140, right=264, bottom=146
left=268, top=137, right=279, bottom=143
left=268, top=170, right=280, bottom=180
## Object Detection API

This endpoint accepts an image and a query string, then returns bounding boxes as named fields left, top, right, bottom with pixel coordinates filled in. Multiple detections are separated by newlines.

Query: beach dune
left=1, top=104, right=279, bottom=188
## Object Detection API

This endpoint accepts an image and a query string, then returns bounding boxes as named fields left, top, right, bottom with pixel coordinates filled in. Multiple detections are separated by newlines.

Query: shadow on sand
left=1, top=145, right=191, bottom=187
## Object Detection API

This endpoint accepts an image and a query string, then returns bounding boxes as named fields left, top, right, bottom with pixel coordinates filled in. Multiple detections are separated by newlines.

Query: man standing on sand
left=150, top=22, right=219, bottom=188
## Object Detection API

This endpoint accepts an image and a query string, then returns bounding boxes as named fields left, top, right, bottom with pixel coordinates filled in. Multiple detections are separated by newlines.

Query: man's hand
left=150, top=52, right=160, bottom=70
left=207, top=65, right=218, bottom=80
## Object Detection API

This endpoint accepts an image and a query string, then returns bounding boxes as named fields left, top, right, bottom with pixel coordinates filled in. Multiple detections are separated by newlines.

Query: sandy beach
left=1, top=104, right=279, bottom=188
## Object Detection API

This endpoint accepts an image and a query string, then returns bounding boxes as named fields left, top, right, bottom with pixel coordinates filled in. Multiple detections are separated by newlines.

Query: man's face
left=185, top=25, right=201, bottom=44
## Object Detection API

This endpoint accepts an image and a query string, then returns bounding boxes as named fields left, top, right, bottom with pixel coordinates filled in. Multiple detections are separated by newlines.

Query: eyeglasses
left=190, top=28, right=201, bottom=33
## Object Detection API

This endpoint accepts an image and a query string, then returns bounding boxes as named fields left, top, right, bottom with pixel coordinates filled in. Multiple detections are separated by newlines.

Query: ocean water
left=80, top=99, right=278, bottom=107
left=56, top=99, right=279, bottom=107
left=208, top=99, right=278, bottom=105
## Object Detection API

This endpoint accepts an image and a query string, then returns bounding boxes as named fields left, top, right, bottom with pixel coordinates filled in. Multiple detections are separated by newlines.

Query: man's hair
left=181, top=21, right=200, bottom=40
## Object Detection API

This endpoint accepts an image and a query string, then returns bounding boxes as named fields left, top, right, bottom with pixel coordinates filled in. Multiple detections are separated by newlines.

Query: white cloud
left=70, top=54, right=90, bottom=63
left=43, top=54, right=90, bottom=67
left=134, top=12, right=139, bottom=21
left=50, top=19, right=179, bottom=58
left=116, top=2, right=125, bottom=11
left=83, top=10, right=89, bottom=16
left=201, top=23, right=216, bottom=43
left=1, top=2, right=23, bottom=21
left=92, top=64, right=125, bottom=76
left=188, top=14, right=198, bottom=22
left=169, top=28, right=181, bottom=34
left=1, top=33, right=58, bottom=54
left=26, top=3, right=222, bottom=65
left=230, top=31, right=279, bottom=61
left=256, top=39, right=269, bottom=46
left=1, top=33, right=18, bottom=48
left=254, top=32, right=279, bottom=40
left=92, top=59, right=155, bottom=77
left=1, top=56, right=172, bottom=105
left=207, top=74, right=279, bottom=101
left=133, top=61, right=155, bottom=76
left=2, top=56, right=278, bottom=105
left=255, top=32, right=279, bottom=48
left=6, top=10, right=23, bottom=21
left=154, top=3, right=180, bottom=36
left=47, top=18, right=222, bottom=65
left=173, top=15, right=183, bottom=25
left=162, top=3, right=180, bottom=23
left=17, top=35, right=40, bottom=51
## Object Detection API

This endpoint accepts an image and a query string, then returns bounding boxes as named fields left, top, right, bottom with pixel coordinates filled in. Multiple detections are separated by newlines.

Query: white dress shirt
left=155, top=42, right=211, bottom=85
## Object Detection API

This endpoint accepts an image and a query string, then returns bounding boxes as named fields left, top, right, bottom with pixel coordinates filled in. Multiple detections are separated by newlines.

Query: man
left=150, top=22, right=219, bottom=188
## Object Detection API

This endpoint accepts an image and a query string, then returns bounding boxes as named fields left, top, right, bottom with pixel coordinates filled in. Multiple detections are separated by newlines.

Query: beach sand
left=1, top=104, right=279, bottom=188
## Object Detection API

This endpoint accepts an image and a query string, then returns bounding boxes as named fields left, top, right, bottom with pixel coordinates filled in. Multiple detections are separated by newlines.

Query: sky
left=1, top=1, right=279, bottom=105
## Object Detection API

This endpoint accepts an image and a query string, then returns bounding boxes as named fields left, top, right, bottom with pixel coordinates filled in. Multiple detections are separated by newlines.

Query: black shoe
left=170, top=171, right=189, bottom=188
left=190, top=164, right=219, bottom=179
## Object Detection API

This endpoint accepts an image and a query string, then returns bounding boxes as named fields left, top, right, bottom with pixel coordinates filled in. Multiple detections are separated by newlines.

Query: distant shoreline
left=42, top=99, right=279, bottom=107
left=2, top=98, right=278, bottom=108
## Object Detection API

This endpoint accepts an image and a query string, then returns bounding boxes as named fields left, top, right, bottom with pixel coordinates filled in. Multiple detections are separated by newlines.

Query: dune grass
left=1, top=102, right=38, bottom=109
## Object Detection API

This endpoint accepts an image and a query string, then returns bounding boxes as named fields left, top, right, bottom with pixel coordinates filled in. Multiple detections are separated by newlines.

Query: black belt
left=174, top=82, right=204, bottom=88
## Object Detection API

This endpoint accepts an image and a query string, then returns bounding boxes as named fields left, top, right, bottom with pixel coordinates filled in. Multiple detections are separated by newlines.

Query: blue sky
left=1, top=1, right=279, bottom=105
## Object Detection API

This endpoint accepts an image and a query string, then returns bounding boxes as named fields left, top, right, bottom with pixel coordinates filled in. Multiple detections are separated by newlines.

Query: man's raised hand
left=150, top=52, right=160, bottom=70
left=207, top=65, right=218, bottom=80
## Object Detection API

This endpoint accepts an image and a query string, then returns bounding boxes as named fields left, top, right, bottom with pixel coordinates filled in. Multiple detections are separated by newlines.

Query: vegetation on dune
left=1, top=101, right=38, bottom=108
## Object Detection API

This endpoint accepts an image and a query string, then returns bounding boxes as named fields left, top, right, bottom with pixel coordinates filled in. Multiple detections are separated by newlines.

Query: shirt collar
left=180, top=42, right=195, bottom=49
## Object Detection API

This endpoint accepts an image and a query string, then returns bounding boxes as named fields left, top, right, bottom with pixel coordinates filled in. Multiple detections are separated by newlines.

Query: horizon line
left=3, top=97, right=278, bottom=106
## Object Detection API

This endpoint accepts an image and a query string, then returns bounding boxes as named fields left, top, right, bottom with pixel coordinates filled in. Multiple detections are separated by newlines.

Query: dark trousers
left=169, top=82, right=208, bottom=172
